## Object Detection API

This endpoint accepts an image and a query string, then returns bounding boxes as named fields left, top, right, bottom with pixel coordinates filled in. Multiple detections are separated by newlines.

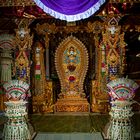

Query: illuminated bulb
left=102, top=10, right=106, bottom=15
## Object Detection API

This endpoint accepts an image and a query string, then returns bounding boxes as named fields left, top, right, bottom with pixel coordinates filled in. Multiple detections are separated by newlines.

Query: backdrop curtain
left=33, top=0, right=106, bottom=21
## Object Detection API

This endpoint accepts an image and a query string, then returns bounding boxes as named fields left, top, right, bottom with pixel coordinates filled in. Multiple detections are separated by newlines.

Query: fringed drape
left=33, top=0, right=106, bottom=21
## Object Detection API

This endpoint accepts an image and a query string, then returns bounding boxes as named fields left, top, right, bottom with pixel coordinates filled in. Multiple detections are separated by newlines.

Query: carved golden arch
left=54, top=36, right=89, bottom=112
left=55, top=36, right=88, bottom=96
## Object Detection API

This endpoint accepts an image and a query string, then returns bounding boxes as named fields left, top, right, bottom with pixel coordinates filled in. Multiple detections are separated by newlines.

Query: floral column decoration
left=2, top=80, right=31, bottom=140
left=105, top=78, right=139, bottom=140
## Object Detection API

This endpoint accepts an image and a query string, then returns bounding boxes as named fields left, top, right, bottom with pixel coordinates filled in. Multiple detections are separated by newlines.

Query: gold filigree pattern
left=55, top=99, right=89, bottom=112
left=15, top=20, right=33, bottom=50
left=107, top=50, right=119, bottom=67
left=36, top=23, right=57, bottom=35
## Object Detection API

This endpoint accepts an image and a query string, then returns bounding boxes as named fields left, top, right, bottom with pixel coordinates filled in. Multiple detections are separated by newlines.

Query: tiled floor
left=34, top=132, right=104, bottom=140
left=29, top=113, right=140, bottom=133
left=0, top=113, right=140, bottom=139
left=30, top=113, right=96, bottom=133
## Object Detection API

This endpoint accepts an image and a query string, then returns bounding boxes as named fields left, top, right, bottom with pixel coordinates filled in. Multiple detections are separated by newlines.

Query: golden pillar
left=91, top=16, right=126, bottom=113
left=32, top=39, right=53, bottom=113
left=14, top=19, right=33, bottom=83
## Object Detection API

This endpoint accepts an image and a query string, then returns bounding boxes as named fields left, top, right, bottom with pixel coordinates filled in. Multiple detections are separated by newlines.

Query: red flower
left=69, top=76, right=76, bottom=82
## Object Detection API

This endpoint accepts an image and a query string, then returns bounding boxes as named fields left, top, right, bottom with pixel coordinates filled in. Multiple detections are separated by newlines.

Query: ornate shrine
left=0, top=1, right=140, bottom=140
left=0, top=0, right=140, bottom=114
left=25, top=15, right=127, bottom=113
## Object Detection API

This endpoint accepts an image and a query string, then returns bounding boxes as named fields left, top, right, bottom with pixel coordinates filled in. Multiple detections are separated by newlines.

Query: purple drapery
left=33, top=0, right=106, bottom=21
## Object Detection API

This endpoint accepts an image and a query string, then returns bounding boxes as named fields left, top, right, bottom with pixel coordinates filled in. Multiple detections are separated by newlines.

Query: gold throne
left=55, top=36, right=89, bottom=112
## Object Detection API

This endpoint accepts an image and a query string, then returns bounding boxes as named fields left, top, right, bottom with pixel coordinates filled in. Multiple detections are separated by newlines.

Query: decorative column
left=2, top=80, right=31, bottom=140
left=0, top=52, right=13, bottom=83
left=0, top=34, right=15, bottom=111
left=45, top=33, right=50, bottom=80
left=14, top=19, right=33, bottom=83
left=105, top=78, right=139, bottom=140
left=35, top=23, right=57, bottom=81
left=32, top=41, right=47, bottom=113
left=104, top=18, right=126, bottom=81
left=45, top=33, right=54, bottom=112
left=91, top=16, right=126, bottom=113
left=32, top=41, right=53, bottom=113
left=32, top=23, right=56, bottom=113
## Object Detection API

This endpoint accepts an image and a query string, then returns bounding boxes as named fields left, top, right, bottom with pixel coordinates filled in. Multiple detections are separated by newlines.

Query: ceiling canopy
left=33, top=0, right=106, bottom=22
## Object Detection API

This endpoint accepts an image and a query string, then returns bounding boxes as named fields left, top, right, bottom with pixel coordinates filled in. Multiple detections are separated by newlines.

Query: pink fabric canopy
left=33, top=0, right=106, bottom=22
